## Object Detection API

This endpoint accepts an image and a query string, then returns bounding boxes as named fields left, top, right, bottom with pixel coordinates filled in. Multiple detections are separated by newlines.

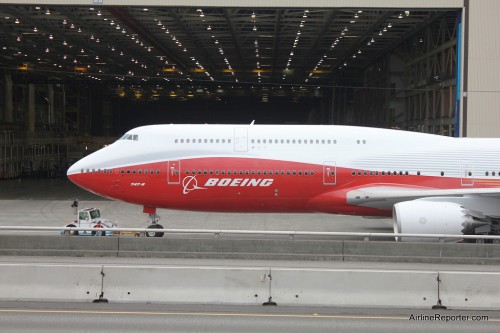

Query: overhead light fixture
left=388, top=23, right=392, bottom=28
left=33, top=27, right=38, bottom=32
left=45, top=9, right=50, bottom=15
left=398, top=13, right=403, bottom=19
left=49, top=34, right=53, bottom=39
left=14, top=18, right=19, bottom=24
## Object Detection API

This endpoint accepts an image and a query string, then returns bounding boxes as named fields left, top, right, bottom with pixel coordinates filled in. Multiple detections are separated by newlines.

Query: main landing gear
left=144, top=206, right=165, bottom=238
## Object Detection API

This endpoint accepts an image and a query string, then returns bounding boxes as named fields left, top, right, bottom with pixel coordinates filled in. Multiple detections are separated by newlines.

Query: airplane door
left=234, top=127, right=248, bottom=152
left=168, top=160, right=181, bottom=184
left=323, top=161, right=336, bottom=185
left=461, top=162, right=474, bottom=186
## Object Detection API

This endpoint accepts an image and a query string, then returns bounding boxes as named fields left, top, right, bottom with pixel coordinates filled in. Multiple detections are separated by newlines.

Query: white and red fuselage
left=67, top=124, right=500, bottom=230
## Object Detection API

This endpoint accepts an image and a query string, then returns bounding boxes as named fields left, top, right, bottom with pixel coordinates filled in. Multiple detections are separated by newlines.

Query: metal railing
left=1, top=226, right=500, bottom=242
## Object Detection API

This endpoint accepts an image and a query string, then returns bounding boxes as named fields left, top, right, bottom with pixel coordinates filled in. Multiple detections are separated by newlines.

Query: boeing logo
left=205, top=178, right=273, bottom=187
left=182, top=176, right=207, bottom=194
left=182, top=177, right=274, bottom=194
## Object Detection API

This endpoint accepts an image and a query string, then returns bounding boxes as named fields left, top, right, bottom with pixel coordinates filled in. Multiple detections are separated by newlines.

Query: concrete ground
left=0, top=178, right=393, bottom=234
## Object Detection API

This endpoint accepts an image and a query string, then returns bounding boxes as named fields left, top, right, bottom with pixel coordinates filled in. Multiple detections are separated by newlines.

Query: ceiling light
left=14, top=18, right=19, bottom=24
left=207, top=25, right=212, bottom=30
left=388, top=23, right=392, bottom=28
left=97, top=10, right=102, bottom=16
left=45, top=48, right=49, bottom=53
left=398, top=13, right=403, bottom=19
left=33, top=27, right=38, bottom=32
left=16, top=36, right=20, bottom=42
left=49, top=35, right=53, bottom=40
left=45, top=9, right=50, bottom=15
left=253, top=26, right=257, bottom=31
left=70, top=23, right=75, bottom=29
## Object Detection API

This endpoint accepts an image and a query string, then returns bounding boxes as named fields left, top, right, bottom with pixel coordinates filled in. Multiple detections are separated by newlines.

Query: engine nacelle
left=393, top=200, right=474, bottom=242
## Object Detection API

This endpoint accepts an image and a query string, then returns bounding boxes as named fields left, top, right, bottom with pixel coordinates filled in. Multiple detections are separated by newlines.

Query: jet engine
left=392, top=200, right=475, bottom=242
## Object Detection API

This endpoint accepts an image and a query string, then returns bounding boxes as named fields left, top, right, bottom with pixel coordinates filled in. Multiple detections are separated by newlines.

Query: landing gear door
left=461, top=162, right=474, bottom=186
left=323, top=161, right=336, bottom=185
left=168, top=160, right=181, bottom=184
left=234, top=127, right=248, bottom=152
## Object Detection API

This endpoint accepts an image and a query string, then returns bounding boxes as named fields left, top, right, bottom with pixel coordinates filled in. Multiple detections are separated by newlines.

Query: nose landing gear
left=143, top=207, right=165, bottom=238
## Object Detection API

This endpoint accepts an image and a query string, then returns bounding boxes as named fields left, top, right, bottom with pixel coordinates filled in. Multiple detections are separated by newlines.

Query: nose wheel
left=145, top=213, right=164, bottom=237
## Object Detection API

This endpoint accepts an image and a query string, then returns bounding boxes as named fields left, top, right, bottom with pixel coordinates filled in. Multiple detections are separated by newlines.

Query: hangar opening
left=0, top=3, right=462, bottom=178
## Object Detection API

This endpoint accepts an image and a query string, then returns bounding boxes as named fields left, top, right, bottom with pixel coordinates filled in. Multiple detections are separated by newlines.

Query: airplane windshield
left=118, top=134, right=139, bottom=141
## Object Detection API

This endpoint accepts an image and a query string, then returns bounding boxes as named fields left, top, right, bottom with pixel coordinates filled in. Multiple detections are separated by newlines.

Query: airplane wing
left=346, top=186, right=500, bottom=211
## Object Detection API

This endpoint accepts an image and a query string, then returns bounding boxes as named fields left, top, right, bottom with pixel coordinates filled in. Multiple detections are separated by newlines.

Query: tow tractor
left=61, top=208, right=118, bottom=236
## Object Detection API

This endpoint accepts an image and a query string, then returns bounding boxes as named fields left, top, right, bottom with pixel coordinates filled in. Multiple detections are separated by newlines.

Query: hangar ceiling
left=0, top=5, right=454, bottom=97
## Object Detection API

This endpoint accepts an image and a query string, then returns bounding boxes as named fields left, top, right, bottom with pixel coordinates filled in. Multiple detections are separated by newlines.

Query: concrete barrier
left=1, top=235, right=500, bottom=264
left=0, top=263, right=103, bottom=301
left=271, top=268, right=438, bottom=307
left=343, top=241, right=500, bottom=264
left=0, top=235, right=118, bottom=257
left=117, top=238, right=344, bottom=261
left=1, top=262, right=499, bottom=309
left=103, top=266, right=271, bottom=304
left=439, top=271, right=500, bottom=310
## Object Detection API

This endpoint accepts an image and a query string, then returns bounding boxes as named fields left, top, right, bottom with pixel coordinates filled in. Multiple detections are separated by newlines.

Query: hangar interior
left=0, top=3, right=461, bottom=179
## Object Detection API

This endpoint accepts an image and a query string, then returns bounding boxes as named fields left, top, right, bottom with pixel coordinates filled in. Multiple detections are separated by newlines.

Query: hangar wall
left=464, top=0, right=500, bottom=137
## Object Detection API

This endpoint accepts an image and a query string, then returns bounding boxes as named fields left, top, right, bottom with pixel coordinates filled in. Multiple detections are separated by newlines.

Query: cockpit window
left=119, top=133, right=139, bottom=141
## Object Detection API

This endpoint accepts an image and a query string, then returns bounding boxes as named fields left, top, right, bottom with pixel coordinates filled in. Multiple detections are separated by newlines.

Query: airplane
left=67, top=124, right=500, bottom=241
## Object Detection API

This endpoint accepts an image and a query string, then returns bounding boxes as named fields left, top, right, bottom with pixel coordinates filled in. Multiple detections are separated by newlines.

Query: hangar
left=0, top=0, right=499, bottom=179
